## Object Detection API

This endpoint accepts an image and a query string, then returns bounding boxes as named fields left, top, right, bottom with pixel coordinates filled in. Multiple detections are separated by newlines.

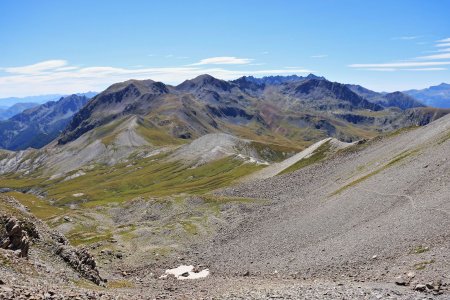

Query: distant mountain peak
left=305, top=73, right=325, bottom=80
left=0, top=94, right=90, bottom=150
left=176, top=74, right=233, bottom=92
left=404, top=83, right=450, bottom=108
left=233, top=74, right=326, bottom=86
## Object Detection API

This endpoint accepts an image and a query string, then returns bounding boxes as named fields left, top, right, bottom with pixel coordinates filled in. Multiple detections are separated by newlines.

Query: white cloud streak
left=434, top=48, right=450, bottom=53
left=0, top=60, right=313, bottom=97
left=189, top=56, right=253, bottom=66
left=416, top=52, right=450, bottom=60
left=311, top=54, right=328, bottom=58
left=3, top=60, right=68, bottom=74
left=404, top=68, right=447, bottom=71
left=393, top=36, right=420, bottom=40
left=349, top=61, right=450, bottom=68
left=350, top=37, right=450, bottom=72
left=356, top=67, right=447, bottom=72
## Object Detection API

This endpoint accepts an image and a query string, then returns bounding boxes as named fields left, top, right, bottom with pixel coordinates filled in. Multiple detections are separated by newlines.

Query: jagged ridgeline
left=0, top=74, right=447, bottom=154
left=0, top=74, right=449, bottom=179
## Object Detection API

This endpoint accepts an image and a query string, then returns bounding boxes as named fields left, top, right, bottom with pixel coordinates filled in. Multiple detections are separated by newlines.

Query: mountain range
left=0, top=92, right=97, bottom=107
left=58, top=74, right=442, bottom=147
left=0, top=102, right=40, bottom=120
left=404, top=83, right=450, bottom=108
left=347, top=84, right=425, bottom=110
left=0, top=94, right=90, bottom=150
left=0, top=75, right=448, bottom=154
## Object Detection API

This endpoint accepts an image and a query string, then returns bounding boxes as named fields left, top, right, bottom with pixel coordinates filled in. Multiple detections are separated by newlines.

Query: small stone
left=371, top=255, right=378, bottom=259
left=407, top=271, right=415, bottom=278
left=414, top=284, right=426, bottom=291
left=243, top=271, right=250, bottom=277
left=426, top=283, right=434, bottom=290
left=180, top=272, right=189, bottom=277
left=395, top=278, right=408, bottom=286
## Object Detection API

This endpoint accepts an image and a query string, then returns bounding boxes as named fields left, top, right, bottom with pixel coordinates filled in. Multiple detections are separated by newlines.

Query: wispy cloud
left=350, top=37, right=450, bottom=72
left=363, top=68, right=396, bottom=72
left=311, top=54, right=328, bottom=58
left=0, top=59, right=313, bottom=97
left=416, top=52, right=450, bottom=60
left=3, top=60, right=68, bottom=75
left=392, top=36, right=420, bottom=40
left=354, top=67, right=447, bottom=72
left=405, top=68, right=447, bottom=71
left=415, top=39, right=450, bottom=60
left=349, top=61, right=450, bottom=68
left=434, top=47, right=450, bottom=53
left=189, top=56, right=253, bottom=66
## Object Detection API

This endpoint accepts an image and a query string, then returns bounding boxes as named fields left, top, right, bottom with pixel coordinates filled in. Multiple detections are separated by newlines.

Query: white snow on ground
left=236, top=154, right=269, bottom=165
left=144, top=149, right=165, bottom=158
left=162, top=265, right=210, bottom=280
left=48, top=173, right=62, bottom=180
left=72, top=193, right=84, bottom=197
left=63, top=170, right=86, bottom=181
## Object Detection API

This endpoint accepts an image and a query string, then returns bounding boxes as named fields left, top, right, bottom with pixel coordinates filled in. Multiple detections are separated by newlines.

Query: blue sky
left=1, top=0, right=450, bottom=97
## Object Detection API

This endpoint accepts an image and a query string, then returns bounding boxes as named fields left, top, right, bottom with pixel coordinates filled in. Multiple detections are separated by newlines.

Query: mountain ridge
left=0, top=94, right=90, bottom=150
left=0, top=102, right=40, bottom=120
left=404, top=83, right=450, bottom=108
left=57, top=74, right=435, bottom=149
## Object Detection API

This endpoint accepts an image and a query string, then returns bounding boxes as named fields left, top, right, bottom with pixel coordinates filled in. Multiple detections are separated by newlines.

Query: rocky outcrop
left=0, top=205, right=104, bottom=286
left=55, top=245, right=104, bottom=285
left=0, top=217, right=30, bottom=257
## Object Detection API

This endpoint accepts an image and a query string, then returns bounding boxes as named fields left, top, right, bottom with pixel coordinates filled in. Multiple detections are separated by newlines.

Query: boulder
left=1, top=217, right=30, bottom=257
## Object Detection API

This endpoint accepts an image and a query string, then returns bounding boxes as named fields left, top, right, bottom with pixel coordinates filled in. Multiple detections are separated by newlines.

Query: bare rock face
left=55, top=245, right=104, bottom=285
left=0, top=217, right=30, bottom=257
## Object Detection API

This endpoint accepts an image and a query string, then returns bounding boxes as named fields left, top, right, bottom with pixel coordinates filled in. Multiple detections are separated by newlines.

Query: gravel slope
left=2, top=115, right=450, bottom=299
left=245, top=137, right=353, bottom=181
left=200, top=114, right=450, bottom=295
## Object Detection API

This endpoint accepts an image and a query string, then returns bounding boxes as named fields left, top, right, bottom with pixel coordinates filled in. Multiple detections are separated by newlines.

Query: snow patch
left=72, top=193, right=84, bottom=197
left=144, top=149, right=164, bottom=158
left=48, top=173, right=62, bottom=180
left=236, top=154, right=269, bottom=165
left=162, top=265, right=210, bottom=280
left=63, top=170, right=86, bottom=181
